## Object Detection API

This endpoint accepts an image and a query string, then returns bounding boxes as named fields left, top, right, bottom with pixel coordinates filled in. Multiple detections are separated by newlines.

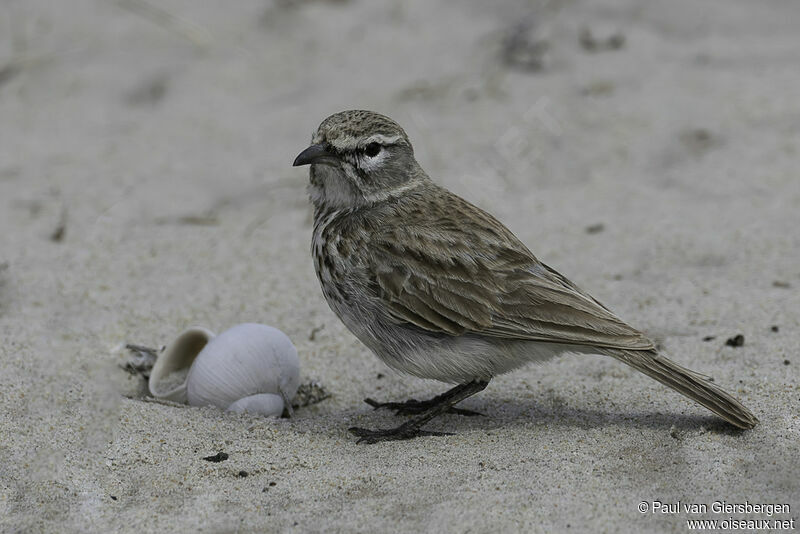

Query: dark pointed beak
left=293, top=143, right=334, bottom=167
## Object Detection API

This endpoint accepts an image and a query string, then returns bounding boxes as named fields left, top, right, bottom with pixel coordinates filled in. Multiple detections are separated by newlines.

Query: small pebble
left=238, top=470, right=249, bottom=478
left=771, top=325, right=779, bottom=333
left=702, top=335, right=715, bottom=342
left=376, top=373, right=384, bottom=379
left=110, top=495, right=118, bottom=501
left=725, top=334, right=744, bottom=347
left=784, top=360, right=791, bottom=366
left=772, top=280, right=791, bottom=288
left=292, top=381, right=331, bottom=408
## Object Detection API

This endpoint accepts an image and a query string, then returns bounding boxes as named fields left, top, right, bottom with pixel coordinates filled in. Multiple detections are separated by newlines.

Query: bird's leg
left=349, top=380, right=489, bottom=444
left=364, top=382, right=484, bottom=416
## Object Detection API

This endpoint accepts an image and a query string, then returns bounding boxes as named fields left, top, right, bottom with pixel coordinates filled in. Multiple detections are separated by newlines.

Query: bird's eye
left=364, top=142, right=382, bottom=158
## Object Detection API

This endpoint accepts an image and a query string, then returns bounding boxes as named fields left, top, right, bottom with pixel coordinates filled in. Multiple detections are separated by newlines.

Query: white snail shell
left=148, top=324, right=300, bottom=417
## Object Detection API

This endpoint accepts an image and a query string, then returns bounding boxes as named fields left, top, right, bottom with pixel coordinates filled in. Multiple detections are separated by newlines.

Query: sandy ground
left=1, top=0, right=799, bottom=532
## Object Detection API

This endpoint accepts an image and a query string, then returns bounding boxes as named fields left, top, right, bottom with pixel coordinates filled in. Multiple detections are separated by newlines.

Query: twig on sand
left=308, top=324, right=325, bottom=341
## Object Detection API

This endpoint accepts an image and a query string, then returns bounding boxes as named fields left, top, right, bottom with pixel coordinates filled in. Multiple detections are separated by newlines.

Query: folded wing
left=368, top=190, right=654, bottom=351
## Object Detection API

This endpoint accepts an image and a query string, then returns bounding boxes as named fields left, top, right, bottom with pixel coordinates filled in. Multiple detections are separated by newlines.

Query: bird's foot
left=350, top=380, right=490, bottom=443
left=363, top=397, right=483, bottom=417
left=348, top=424, right=452, bottom=444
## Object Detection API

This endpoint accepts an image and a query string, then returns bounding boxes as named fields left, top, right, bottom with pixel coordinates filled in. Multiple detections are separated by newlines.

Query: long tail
left=605, top=349, right=758, bottom=429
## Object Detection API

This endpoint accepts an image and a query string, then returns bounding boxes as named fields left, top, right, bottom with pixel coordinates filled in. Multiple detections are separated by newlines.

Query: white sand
left=1, top=1, right=798, bottom=532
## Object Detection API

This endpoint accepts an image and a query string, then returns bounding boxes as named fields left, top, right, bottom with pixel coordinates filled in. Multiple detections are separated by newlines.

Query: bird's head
left=294, top=110, right=425, bottom=209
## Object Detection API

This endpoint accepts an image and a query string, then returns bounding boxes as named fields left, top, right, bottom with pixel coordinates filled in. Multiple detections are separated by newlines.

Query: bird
left=292, top=110, right=758, bottom=444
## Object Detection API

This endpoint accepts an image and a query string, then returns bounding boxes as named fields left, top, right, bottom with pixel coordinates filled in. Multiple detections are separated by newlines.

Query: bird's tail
left=605, top=349, right=758, bottom=429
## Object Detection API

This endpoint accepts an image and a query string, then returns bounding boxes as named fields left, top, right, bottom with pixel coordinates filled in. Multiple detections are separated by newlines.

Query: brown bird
left=293, top=110, right=758, bottom=443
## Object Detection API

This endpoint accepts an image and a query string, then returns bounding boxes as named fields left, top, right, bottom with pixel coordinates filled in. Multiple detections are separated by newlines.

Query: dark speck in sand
left=50, top=212, right=67, bottom=242
left=501, top=19, right=550, bottom=72
left=579, top=27, right=625, bottom=52
left=585, top=223, right=605, bottom=234
left=202, top=452, right=229, bottom=463
left=725, top=335, right=744, bottom=347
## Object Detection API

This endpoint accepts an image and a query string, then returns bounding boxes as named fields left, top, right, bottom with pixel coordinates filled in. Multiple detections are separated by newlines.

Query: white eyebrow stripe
left=364, top=134, right=403, bottom=145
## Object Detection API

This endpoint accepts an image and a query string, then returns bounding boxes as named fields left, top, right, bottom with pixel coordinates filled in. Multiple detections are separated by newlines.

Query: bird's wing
left=367, top=189, right=654, bottom=351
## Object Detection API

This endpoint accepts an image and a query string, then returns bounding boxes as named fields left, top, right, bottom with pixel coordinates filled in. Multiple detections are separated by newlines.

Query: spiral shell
left=148, top=324, right=300, bottom=417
